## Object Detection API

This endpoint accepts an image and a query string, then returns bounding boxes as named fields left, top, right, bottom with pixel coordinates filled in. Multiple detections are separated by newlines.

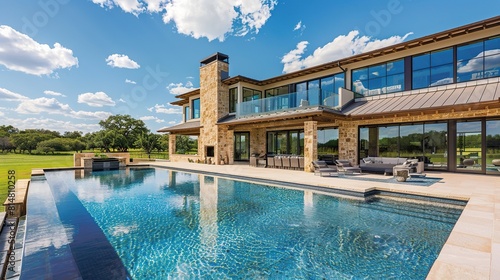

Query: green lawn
left=0, top=153, right=74, bottom=210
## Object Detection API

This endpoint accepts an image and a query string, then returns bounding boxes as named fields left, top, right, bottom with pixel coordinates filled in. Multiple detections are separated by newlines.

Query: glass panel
left=484, top=37, right=500, bottom=52
left=359, top=127, right=370, bottom=160
left=192, top=98, right=200, bottom=119
left=276, top=132, right=288, bottom=154
left=321, top=76, right=334, bottom=106
left=424, top=123, right=448, bottom=170
left=299, top=132, right=304, bottom=156
left=431, top=48, right=453, bottom=66
left=234, top=132, right=250, bottom=161
left=317, top=128, right=339, bottom=158
left=368, top=77, right=386, bottom=94
left=378, top=126, right=399, bottom=157
left=486, top=120, right=500, bottom=175
left=399, top=124, right=424, bottom=159
left=484, top=53, right=500, bottom=78
left=229, top=88, right=237, bottom=113
left=386, top=73, right=404, bottom=93
left=184, top=106, right=190, bottom=121
left=352, top=79, right=369, bottom=96
left=387, top=59, right=404, bottom=75
left=352, top=68, right=368, bottom=82
left=412, top=68, right=430, bottom=89
left=457, top=57, right=483, bottom=82
left=457, top=41, right=483, bottom=61
left=335, top=73, right=345, bottom=90
left=412, top=53, right=430, bottom=70
left=456, top=121, right=482, bottom=172
left=430, top=64, right=453, bottom=86
left=289, top=131, right=299, bottom=155
left=267, top=132, right=276, bottom=155
left=308, top=79, right=320, bottom=106
left=369, top=64, right=386, bottom=79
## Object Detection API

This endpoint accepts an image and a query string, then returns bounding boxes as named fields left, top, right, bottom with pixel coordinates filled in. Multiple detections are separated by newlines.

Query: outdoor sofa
left=359, top=157, right=408, bottom=174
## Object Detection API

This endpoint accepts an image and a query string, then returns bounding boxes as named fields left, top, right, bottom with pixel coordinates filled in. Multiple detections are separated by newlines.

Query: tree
left=136, top=133, right=161, bottom=158
left=175, top=135, right=193, bottom=154
left=63, top=131, right=83, bottom=139
left=11, top=130, right=55, bottom=154
left=98, top=115, right=148, bottom=152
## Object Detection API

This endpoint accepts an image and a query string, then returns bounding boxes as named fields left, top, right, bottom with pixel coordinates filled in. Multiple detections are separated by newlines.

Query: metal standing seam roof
left=342, top=77, right=500, bottom=116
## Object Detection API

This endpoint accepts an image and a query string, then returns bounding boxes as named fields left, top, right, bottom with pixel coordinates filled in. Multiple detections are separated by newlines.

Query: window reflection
left=457, top=37, right=500, bottom=82
left=412, top=48, right=453, bottom=89
left=486, top=120, right=500, bottom=175
left=192, top=98, right=200, bottom=119
left=352, top=59, right=404, bottom=96
left=318, top=128, right=339, bottom=158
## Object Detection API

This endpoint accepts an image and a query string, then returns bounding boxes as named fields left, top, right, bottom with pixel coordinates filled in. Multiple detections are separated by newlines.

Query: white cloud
left=0, top=111, right=3, bottom=117
left=106, top=54, right=140, bottom=69
left=281, top=30, right=413, bottom=73
left=14, top=97, right=112, bottom=120
left=147, top=104, right=181, bottom=114
left=0, top=25, right=78, bottom=76
left=0, top=116, right=100, bottom=133
left=166, top=81, right=194, bottom=95
left=78, top=92, right=116, bottom=107
left=168, top=120, right=176, bottom=124
left=119, top=98, right=126, bottom=103
left=125, top=79, right=137, bottom=84
left=44, top=90, right=66, bottom=97
left=0, top=87, right=29, bottom=101
left=93, top=0, right=276, bottom=42
left=458, top=49, right=500, bottom=73
left=293, top=21, right=303, bottom=31
left=92, top=0, right=144, bottom=16
left=140, top=115, right=165, bottom=123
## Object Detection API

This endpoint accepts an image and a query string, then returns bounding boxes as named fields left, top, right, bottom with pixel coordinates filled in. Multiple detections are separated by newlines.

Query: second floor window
left=412, top=47, right=453, bottom=89
left=352, top=59, right=404, bottom=96
left=242, top=88, right=262, bottom=101
left=229, top=88, right=237, bottom=113
left=457, top=36, right=500, bottom=82
left=184, top=106, right=190, bottom=121
left=192, top=98, right=200, bottom=119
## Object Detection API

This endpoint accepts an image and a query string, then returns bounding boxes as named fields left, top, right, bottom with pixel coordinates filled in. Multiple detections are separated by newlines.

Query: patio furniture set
left=267, top=156, right=305, bottom=170
left=312, top=157, right=426, bottom=182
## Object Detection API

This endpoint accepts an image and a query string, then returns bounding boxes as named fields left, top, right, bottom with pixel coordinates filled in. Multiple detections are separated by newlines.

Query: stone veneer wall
left=199, top=59, right=229, bottom=164
left=304, top=121, right=317, bottom=172
left=249, top=128, right=266, bottom=155
left=74, top=152, right=130, bottom=167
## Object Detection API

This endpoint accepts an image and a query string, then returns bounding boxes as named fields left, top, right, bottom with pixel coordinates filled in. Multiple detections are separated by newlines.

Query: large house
left=158, top=16, right=500, bottom=175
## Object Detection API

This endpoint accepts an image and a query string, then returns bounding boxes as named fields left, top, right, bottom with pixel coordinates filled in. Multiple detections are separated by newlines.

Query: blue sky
left=0, top=0, right=498, bottom=134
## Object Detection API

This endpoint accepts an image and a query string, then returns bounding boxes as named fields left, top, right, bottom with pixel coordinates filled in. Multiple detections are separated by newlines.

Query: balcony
left=235, top=89, right=340, bottom=118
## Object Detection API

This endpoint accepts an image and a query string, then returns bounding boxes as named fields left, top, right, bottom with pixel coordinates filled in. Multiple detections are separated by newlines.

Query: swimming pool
left=23, top=167, right=464, bottom=279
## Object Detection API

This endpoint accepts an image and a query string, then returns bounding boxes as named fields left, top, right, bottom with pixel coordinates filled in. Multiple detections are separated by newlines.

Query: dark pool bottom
left=21, top=176, right=131, bottom=279
left=22, top=168, right=464, bottom=279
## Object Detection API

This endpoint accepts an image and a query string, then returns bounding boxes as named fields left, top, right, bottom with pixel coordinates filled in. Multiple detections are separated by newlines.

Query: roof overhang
left=157, top=120, right=202, bottom=135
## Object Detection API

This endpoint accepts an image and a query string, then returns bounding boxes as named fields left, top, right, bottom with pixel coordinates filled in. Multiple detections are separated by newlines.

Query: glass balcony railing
left=236, top=89, right=339, bottom=118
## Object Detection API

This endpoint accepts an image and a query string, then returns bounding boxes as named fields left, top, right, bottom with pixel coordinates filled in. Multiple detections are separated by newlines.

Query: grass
left=0, top=153, right=73, bottom=210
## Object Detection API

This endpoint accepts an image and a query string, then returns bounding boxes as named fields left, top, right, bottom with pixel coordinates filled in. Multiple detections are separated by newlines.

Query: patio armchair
left=312, top=160, right=338, bottom=177
left=336, top=160, right=362, bottom=174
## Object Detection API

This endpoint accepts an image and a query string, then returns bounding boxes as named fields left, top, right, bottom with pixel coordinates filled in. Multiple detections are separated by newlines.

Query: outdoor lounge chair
left=312, top=160, right=337, bottom=177
left=336, top=160, right=362, bottom=174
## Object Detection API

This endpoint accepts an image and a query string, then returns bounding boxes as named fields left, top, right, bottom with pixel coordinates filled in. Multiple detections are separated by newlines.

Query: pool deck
left=141, top=161, right=499, bottom=280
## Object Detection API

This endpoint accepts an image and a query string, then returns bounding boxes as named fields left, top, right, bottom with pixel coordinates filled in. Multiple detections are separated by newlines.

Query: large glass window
left=486, top=120, right=500, bottom=175
left=423, top=123, right=448, bottom=169
left=317, top=128, right=338, bottom=157
left=456, top=121, right=482, bottom=172
left=229, top=88, right=237, bottom=113
left=359, top=122, right=448, bottom=170
left=457, top=37, right=500, bottom=82
left=191, top=98, right=200, bottom=119
left=265, top=85, right=289, bottom=97
left=267, top=130, right=304, bottom=155
left=352, top=59, right=404, bottom=96
left=378, top=126, right=399, bottom=157
left=184, top=106, right=190, bottom=121
left=242, top=88, right=261, bottom=101
left=321, top=73, right=345, bottom=106
left=412, top=48, right=453, bottom=89
left=399, top=124, right=424, bottom=159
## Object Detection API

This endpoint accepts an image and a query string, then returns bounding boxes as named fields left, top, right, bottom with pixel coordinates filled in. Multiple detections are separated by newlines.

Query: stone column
left=169, top=134, right=176, bottom=157
left=304, top=121, right=317, bottom=172
left=338, top=121, right=358, bottom=165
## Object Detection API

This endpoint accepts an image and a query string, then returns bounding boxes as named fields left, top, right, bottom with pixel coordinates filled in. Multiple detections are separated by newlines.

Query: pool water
left=24, top=168, right=464, bottom=279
